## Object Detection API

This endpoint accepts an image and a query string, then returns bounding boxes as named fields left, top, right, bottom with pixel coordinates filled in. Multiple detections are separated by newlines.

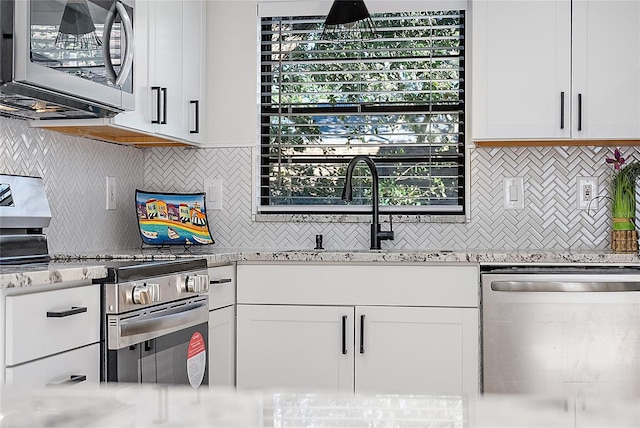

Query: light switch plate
left=203, top=178, right=223, bottom=210
left=503, top=177, right=524, bottom=210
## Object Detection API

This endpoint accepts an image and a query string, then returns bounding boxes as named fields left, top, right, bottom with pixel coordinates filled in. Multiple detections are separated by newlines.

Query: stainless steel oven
left=0, top=0, right=134, bottom=119
left=100, top=258, right=210, bottom=388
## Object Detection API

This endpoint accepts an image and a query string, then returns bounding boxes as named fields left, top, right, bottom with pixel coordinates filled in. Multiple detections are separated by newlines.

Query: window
left=260, top=10, right=465, bottom=214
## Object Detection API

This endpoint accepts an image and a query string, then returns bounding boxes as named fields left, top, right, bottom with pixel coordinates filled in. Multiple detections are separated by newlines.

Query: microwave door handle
left=102, top=2, right=118, bottom=84
left=114, top=1, right=134, bottom=87
left=102, top=1, right=134, bottom=87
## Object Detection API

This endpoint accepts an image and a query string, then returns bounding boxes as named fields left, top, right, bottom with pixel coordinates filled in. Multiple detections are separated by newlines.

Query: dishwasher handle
left=491, top=280, right=640, bottom=292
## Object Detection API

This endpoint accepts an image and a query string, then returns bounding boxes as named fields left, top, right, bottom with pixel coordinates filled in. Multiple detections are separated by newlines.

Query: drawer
left=5, top=343, right=100, bottom=387
left=208, top=264, right=236, bottom=310
left=5, top=285, right=100, bottom=366
left=237, top=263, right=479, bottom=307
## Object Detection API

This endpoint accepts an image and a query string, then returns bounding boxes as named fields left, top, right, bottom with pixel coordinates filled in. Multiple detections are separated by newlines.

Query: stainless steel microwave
left=0, top=0, right=134, bottom=120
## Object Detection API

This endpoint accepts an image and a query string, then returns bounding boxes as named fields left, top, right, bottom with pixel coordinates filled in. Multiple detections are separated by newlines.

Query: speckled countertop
left=1, top=248, right=639, bottom=289
left=1, top=384, right=638, bottom=427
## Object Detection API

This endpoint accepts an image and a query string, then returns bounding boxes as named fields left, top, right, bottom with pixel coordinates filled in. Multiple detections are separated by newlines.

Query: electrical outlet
left=577, top=176, right=598, bottom=210
left=106, top=176, right=117, bottom=210
left=503, top=177, right=524, bottom=210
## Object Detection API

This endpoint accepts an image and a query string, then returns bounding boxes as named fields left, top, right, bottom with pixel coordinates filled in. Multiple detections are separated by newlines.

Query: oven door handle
left=110, top=301, right=208, bottom=350
left=491, top=280, right=640, bottom=292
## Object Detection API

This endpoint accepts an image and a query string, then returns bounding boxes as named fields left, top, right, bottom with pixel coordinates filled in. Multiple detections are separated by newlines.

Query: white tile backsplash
left=3, top=113, right=635, bottom=253
left=144, top=144, right=632, bottom=251
left=1, top=116, right=144, bottom=253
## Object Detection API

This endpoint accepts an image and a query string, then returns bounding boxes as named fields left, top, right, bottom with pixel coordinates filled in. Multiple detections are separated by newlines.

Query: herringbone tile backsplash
left=1, top=117, right=144, bottom=253
left=2, top=114, right=635, bottom=252
left=145, top=145, right=632, bottom=251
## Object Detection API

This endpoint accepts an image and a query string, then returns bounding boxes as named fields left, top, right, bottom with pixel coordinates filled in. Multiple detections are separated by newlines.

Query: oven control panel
left=103, top=270, right=209, bottom=314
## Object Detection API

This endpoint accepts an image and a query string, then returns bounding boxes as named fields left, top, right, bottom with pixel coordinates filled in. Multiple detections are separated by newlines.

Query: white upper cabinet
left=472, top=0, right=571, bottom=140
left=472, top=0, right=640, bottom=141
left=114, top=0, right=206, bottom=144
left=112, top=0, right=153, bottom=134
left=571, top=1, right=640, bottom=139
left=181, top=0, right=206, bottom=144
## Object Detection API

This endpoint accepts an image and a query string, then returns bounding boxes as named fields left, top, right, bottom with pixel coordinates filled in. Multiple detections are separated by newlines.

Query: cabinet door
left=148, top=0, right=185, bottom=139
left=5, top=343, right=100, bottom=387
left=355, top=306, right=479, bottom=396
left=472, top=0, right=572, bottom=140
left=209, top=305, right=235, bottom=387
left=236, top=305, right=354, bottom=392
left=112, top=0, right=153, bottom=133
left=5, top=285, right=100, bottom=366
left=572, top=0, right=640, bottom=138
left=181, top=0, right=205, bottom=143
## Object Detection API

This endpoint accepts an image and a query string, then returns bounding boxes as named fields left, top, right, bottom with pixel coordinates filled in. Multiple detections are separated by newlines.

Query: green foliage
left=612, top=162, right=640, bottom=230
left=263, top=11, right=464, bottom=208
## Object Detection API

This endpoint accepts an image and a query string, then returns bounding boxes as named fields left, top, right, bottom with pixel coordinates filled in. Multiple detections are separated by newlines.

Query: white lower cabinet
left=207, top=264, right=236, bottom=387
left=236, top=262, right=480, bottom=396
left=355, top=305, right=477, bottom=395
left=237, top=305, right=354, bottom=392
left=3, top=283, right=100, bottom=386
left=237, top=304, right=478, bottom=395
left=208, top=305, right=235, bottom=387
left=5, top=343, right=99, bottom=386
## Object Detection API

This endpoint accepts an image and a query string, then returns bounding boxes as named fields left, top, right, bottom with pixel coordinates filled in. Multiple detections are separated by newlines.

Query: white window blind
left=260, top=10, right=465, bottom=214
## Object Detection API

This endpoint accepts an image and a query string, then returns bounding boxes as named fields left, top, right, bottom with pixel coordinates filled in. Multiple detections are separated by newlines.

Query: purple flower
left=606, top=149, right=626, bottom=170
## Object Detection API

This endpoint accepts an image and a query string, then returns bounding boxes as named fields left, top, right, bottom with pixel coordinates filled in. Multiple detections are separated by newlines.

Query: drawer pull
left=46, top=306, right=88, bottom=318
left=47, top=374, right=87, bottom=386
left=210, top=278, right=232, bottom=285
left=341, top=315, right=347, bottom=355
left=359, top=314, right=365, bottom=354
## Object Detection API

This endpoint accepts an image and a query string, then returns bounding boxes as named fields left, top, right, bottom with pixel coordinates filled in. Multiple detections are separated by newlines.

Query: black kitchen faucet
left=341, top=155, right=394, bottom=250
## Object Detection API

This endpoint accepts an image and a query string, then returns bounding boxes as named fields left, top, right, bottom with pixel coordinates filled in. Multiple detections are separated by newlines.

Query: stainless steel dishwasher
left=481, top=266, right=640, bottom=399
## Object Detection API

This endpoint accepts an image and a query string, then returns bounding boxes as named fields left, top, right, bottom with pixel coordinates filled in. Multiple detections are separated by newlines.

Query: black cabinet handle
left=210, top=278, right=232, bottom=285
left=341, top=315, right=347, bottom=355
left=359, top=314, right=365, bottom=354
left=64, top=374, right=87, bottom=384
left=190, top=100, right=200, bottom=134
left=145, top=340, right=153, bottom=352
left=577, top=93, right=583, bottom=131
left=47, top=306, right=87, bottom=318
left=161, top=87, right=168, bottom=124
left=47, top=374, right=87, bottom=386
left=151, top=86, right=161, bottom=124
left=560, top=91, right=565, bottom=129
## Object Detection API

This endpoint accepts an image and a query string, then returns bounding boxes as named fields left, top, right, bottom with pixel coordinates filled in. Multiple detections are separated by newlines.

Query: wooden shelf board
left=473, top=140, right=640, bottom=148
left=39, top=125, right=191, bottom=147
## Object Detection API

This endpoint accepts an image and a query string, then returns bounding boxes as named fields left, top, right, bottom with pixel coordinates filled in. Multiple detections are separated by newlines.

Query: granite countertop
left=0, top=261, right=108, bottom=289
left=1, top=384, right=638, bottom=427
left=1, top=248, right=639, bottom=289
left=51, top=247, right=640, bottom=265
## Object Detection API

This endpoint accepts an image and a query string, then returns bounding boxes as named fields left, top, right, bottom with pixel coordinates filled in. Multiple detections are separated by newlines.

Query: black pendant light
left=322, top=0, right=376, bottom=40
left=55, top=0, right=102, bottom=50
